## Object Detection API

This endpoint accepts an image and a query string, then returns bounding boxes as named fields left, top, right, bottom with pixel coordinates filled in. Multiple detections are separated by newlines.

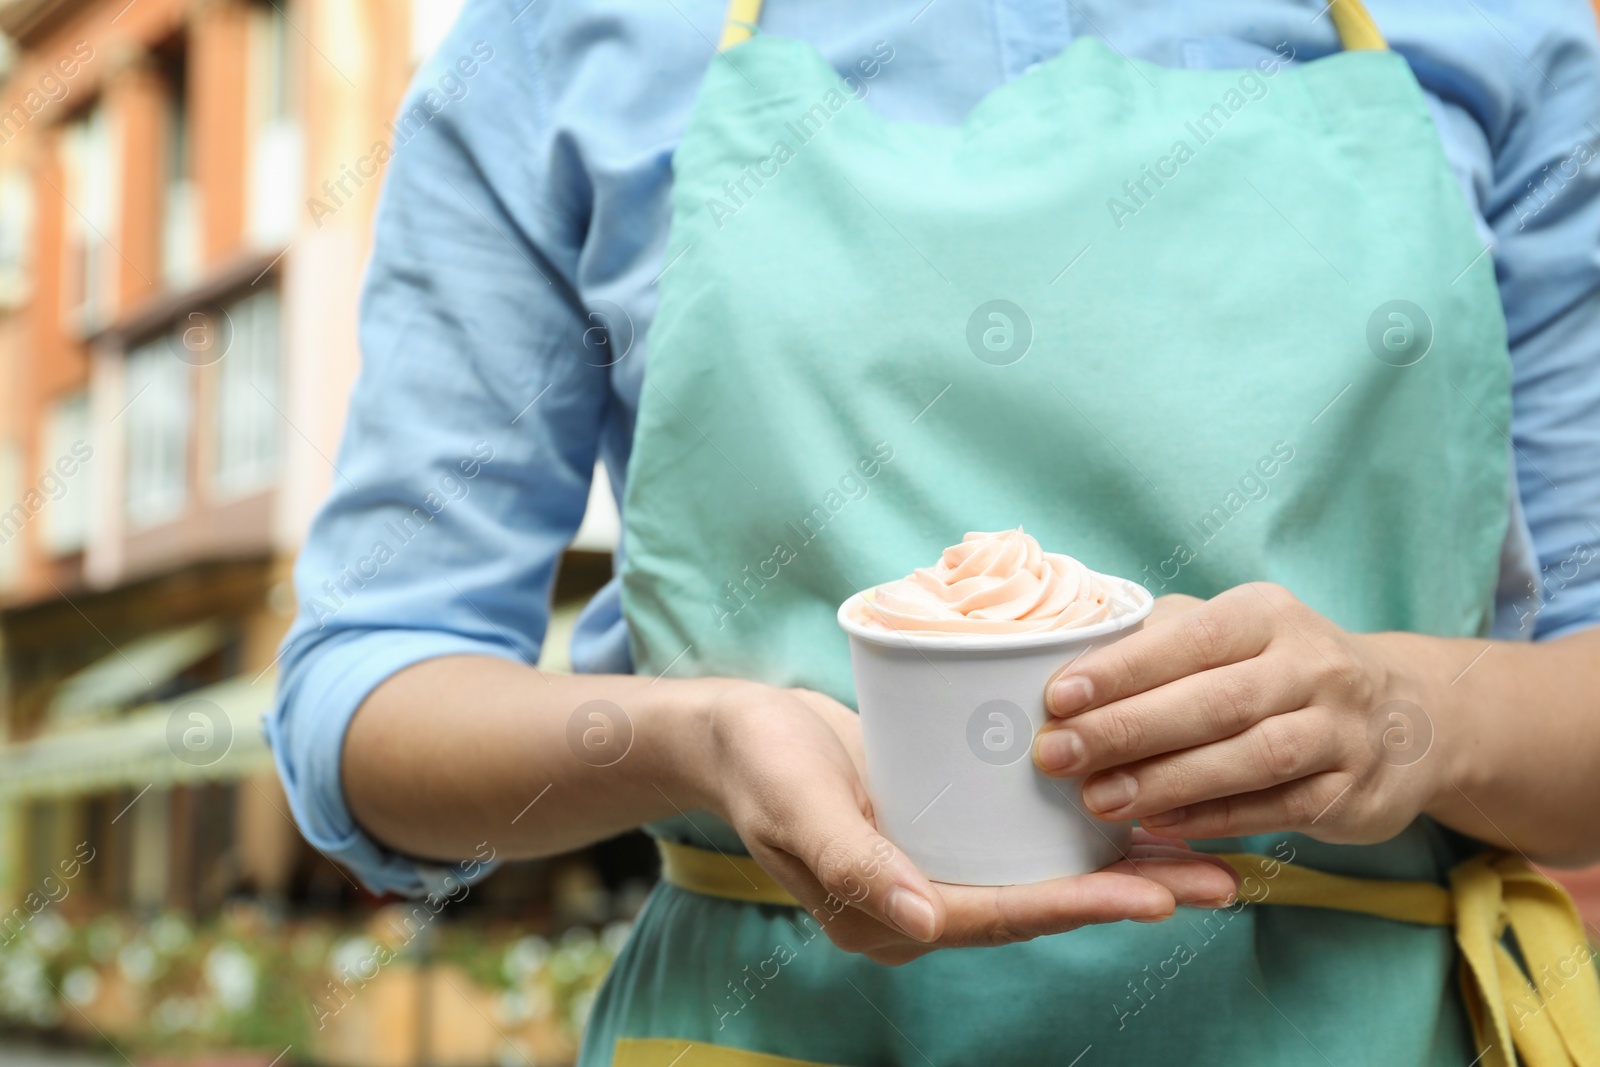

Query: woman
left=269, top=0, right=1600, bottom=1063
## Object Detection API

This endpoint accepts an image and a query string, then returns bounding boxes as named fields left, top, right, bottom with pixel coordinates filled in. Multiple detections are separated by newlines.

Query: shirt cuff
left=266, top=629, right=526, bottom=897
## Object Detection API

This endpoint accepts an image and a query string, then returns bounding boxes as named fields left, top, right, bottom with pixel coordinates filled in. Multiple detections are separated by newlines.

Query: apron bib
left=582, top=2, right=1577, bottom=1064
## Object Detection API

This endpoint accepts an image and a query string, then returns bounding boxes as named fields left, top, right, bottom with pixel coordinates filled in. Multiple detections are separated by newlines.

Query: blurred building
left=0, top=0, right=472, bottom=919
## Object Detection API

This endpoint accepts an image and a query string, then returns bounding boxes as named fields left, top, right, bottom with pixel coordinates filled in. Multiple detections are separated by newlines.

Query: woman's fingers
left=749, top=780, right=948, bottom=946
left=750, top=841, right=925, bottom=959
left=757, top=818, right=1243, bottom=958
left=925, top=848, right=1241, bottom=949
left=1046, top=583, right=1294, bottom=717
left=935, top=871, right=1177, bottom=945
left=1035, top=657, right=1311, bottom=776
left=932, top=852, right=1241, bottom=944
left=718, top=687, right=946, bottom=950
left=1137, top=773, right=1356, bottom=840
left=854, top=859, right=1240, bottom=966
left=1128, top=826, right=1192, bottom=849
left=1079, top=708, right=1341, bottom=820
left=758, top=837, right=1241, bottom=961
left=1115, top=832, right=1243, bottom=903
left=1104, top=854, right=1241, bottom=907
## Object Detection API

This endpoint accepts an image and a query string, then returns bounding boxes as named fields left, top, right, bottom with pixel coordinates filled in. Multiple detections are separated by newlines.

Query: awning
left=0, top=672, right=277, bottom=802
left=47, top=620, right=226, bottom=729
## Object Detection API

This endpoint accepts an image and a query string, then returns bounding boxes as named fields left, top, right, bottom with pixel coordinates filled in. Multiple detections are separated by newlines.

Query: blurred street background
left=0, top=0, right=643, bottom=1063
left=0, top=0, right=1597, bottom=1064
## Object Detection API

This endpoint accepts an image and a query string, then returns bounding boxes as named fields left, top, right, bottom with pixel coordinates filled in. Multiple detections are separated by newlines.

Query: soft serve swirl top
left=852, top=530, right=1133, bottom=635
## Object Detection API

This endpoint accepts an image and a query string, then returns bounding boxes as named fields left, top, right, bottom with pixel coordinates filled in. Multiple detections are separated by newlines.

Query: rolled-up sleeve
left=1480, top=3, right=1600, bottom=640
left=266, top=0, right=603, bottom=896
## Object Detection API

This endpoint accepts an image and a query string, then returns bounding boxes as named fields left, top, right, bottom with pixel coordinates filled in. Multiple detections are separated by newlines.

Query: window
left=213, top=288, right=281, bottom=497
left=125, top=340, right=190, bottom=528
left=247, top=1, right=300, bottom=246
left=41, top=391, right=91, bottom=555
left=0, top=167, right=33, bottom=306
left=60, top=104, right=119, bottom=331
left=161, top=52, right=200, bottom=289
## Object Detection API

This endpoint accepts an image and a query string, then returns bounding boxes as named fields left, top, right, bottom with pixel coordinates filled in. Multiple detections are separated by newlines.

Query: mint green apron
left=590, top=3, right=1515, bottom=1063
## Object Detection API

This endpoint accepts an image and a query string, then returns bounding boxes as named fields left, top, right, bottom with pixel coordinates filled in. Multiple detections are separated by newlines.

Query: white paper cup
left=837, top=577, right=1154, bottom=886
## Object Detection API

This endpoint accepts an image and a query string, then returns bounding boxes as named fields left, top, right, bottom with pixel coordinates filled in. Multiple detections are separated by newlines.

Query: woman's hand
left=702, top=683, right=1241, bottom=966
left=1033, top=582, right=1443, bottom=845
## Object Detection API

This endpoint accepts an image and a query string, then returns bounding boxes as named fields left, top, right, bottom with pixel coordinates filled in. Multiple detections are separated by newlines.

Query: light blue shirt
left=268, top=0, right=1600, bottom=895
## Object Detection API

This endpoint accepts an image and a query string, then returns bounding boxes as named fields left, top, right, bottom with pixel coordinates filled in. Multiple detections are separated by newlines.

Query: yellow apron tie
left=717, top=0, right=764, bottom=52
left=657, top=835, right=801, bottom=906
left=1450, top=853, right=1600, bottom=1067
left=614, top=1037, right=837, bottom=1067
left=655, top=840, right=1600, bottom=1067
left=1217, top=851, right=1453, bottom=924
left=1326, top=0, right=1388, bottom=51
left=719, top=0, right=1388, bottom=53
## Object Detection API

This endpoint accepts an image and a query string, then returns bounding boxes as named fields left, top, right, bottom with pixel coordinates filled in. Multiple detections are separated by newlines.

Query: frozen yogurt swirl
left=854, top=529, right=1129, bottom=634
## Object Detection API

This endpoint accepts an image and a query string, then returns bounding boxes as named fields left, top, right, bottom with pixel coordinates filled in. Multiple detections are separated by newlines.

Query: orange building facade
left=0, top=0, right=428, bottom=915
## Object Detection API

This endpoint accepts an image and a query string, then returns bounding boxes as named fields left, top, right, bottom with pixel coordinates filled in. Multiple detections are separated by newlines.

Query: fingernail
left=1049, top=675, right=1094, bottom=716
left=1142, top=808, right=1184, bottom=829
left=1035, top=729, right=1086, bottom=774
left=885, top=887, right=937, bottom=942
left=1082, top=771, right=1137, bottom=814
left=1193, top=897, right=1237, bottom=909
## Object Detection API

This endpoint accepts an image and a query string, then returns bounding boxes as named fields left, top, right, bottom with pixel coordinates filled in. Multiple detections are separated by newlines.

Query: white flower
left=496, top=989, right=533, bottom=1025
left=205, top=944, right=258, bottom=1013
left=495, top=1039, right=535, bottom=1067
left=502, top=936, right=551, bottom=984
left=62, top=966, right=100, bottom=1006
left=329, top=935, right=382, bottom=981
left=0, top=952, right=57, bottom=1025
left=118, top=939, right=160, bottom=986
left=150, top=914, right=193, bottom=955
left=153, top=995, right=201, bottom=1034
left=600, top=920, right=631, bottom=956
left=26, top=912, right=70, bottom=956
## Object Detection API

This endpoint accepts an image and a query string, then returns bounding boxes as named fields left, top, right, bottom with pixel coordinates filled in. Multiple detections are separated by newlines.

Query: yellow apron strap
left=1451, top=853, right=1600, bottom=1067
left=1224, top=850, right=1600, bottom=1067
left=1329, top=0, right=1388, bottom=51
left=614, top=1036, right=840, bottom=1067
left=658, top=840, right=1600, bottom=1066
left=718, top=0, right=764, bottom=52
left=1217, top=852, right=1453, bottom=925
left=720, top=0, right=1385, bottom=54
left=658, top=838, right=799, bottom=906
